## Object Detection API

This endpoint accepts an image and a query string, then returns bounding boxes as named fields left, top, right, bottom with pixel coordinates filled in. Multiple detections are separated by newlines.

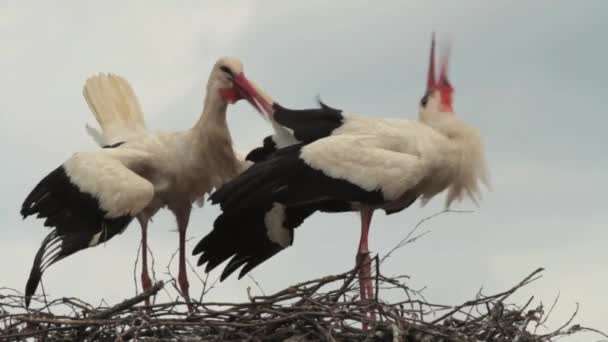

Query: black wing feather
left=245, top=136, right=277, bottom=162
left=272, top=100, right=343, bottom=144
left=196, top=143, right=382, bottom=280
left=244, top=99, right=344, bottom=163
left=21, top=165, right=132, bottom=307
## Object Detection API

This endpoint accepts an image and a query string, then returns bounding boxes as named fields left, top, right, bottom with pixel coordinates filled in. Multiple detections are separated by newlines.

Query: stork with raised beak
left=193, top=35, right=490, bottom=325
left=20, top=57, right=271, bottom=307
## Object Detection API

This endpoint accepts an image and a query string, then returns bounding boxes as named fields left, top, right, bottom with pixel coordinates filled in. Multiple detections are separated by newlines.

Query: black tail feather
left=193, top=203, right=284, bottom=280
left=24, top=231, right=83, bottom=307
left=200, top=137, right=383, bottom=280
left=220, top=255, right=252, bottom=281
left=194, top=200, right=351, bottom=281
left=24, top=231, right=61, bottom=307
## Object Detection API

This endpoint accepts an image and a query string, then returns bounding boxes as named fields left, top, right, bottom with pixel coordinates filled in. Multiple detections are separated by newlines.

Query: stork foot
left=178, top=271, right=193, bottom=312
left=141, top=271, right=153, bottom=307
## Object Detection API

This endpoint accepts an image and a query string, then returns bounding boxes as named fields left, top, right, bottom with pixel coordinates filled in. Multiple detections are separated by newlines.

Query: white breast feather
left=443, top=123, right=490, bottom=208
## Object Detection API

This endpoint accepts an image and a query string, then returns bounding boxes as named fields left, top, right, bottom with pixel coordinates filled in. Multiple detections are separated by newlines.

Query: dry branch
left=1, top=212, right=603, bottom=341
left=1, top=264, right=603, bottom=342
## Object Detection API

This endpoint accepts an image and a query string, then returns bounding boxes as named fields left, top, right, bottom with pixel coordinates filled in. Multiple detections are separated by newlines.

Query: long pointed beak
left=426, top=32, right=437, bottom=94
left=247, top=78, right=275, bottom=117
left=233, top=73, right=274, bottom=118
left=437, top=38, right=454, bottom=112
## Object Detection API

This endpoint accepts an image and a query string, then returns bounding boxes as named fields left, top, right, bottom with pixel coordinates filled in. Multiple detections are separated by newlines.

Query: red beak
left=437, top=37, right=454, bottom=113
left=232, top=73, right=273, bottom=118
left=425, top=33, right=454, bottom=113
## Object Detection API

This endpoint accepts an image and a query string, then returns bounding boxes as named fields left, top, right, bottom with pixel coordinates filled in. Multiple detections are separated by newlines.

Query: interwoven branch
left=2, top=212, right=603, bottom=341
left=1, top=265, right=603, bottom=342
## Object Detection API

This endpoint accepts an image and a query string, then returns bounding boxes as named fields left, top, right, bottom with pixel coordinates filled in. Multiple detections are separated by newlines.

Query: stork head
left=416, top=34, right=490, bottom=208
left=419, top=33, right=454, bottom=122
left=209, top=57, right=273, bottom=116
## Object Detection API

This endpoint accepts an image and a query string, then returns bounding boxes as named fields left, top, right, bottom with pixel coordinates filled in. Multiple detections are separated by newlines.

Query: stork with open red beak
left=20, top=57, right=271, bottom=308
left=193, top=35, right=490, bottom=325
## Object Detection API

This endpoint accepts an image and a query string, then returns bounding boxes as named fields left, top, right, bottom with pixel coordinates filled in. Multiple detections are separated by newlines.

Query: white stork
left=192, top=35, right=490, bottom=324
left=20, top=57, right=271, bottom=308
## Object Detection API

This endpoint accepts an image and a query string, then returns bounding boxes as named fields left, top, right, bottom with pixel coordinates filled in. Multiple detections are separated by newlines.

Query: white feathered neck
left=422, top=113, right=490, bottom=208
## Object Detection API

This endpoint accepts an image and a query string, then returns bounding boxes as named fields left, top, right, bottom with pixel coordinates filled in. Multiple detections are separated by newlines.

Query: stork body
left=21, top=57, right=269, bottom=307
left=195, top=108, right=487, bottom=274
left=193, top=36, right=489, bottom=326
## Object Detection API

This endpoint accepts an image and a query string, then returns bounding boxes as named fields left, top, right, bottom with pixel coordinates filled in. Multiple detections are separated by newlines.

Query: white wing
left=85, top=123, right=105, bottom=146
left=300, top=133, right=431, bottom=201
left=62, top=149, right=155, bottom=217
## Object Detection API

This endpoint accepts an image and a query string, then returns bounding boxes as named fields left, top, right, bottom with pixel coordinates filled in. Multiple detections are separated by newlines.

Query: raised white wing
left=83, top=73, right=147, bottom=146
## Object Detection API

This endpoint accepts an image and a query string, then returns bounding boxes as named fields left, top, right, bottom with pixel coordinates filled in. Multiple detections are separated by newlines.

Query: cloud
left=1, top=2, right=606, bottom=340
left=0, top=1, right=254, bottom=151
left=0, top=2, right=258, bottom=224
left=491, top=227, right=608, bottom=333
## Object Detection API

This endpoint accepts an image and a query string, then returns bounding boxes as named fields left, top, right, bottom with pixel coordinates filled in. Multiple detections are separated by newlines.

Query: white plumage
left=305, top=112, right=489, bottom=206
left=62, top=150, right=155, bottom=217
left=83, top=73, right=148, bottom=146
left=21, top=57, right=270, bottom=308
left=194, top=35, right=489, bottom=329
left=264, top=203, right=291, bottom=248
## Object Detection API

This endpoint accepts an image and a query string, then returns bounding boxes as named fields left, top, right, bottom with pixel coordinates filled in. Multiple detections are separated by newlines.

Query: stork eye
left=420, top=93, right=430, bottom=106
left=220, top=66, right=232, bottom=75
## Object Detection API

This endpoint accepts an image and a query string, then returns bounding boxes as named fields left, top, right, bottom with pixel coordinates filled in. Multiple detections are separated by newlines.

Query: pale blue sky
left=0, top=1, right=606, bottom=340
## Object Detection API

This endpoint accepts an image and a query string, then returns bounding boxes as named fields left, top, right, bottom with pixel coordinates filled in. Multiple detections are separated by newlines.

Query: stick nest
left=1, top=264, right=604, bottom=342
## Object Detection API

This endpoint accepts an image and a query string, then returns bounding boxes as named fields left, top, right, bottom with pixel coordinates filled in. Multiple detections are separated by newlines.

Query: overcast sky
left=1, top=1, right=606, bottom=340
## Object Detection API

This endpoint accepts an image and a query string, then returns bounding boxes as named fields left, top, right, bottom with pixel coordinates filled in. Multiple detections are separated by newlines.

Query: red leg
left=140, top=221, right=153, bottom=306
left=357, top=207, right=377, bottom=330
left=178, top=228, right=190, bottom=303
left=175, top=208, right=192, bottom=310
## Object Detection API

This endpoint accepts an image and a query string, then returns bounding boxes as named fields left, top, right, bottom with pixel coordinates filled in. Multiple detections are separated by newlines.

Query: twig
left=381, top=209, right=473, bottom=264
left=89, top=281, right=164, bottom=319
left=247, top=274, right=266, bottom=297
left=1, top=258, right=599, bottom=340
left=431, top=267, right=545, bottom=324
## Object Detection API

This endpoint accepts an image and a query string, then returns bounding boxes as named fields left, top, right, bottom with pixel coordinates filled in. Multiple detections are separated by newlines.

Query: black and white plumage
left=193, top=35, right=490, bottom=325
left=246, top=100, right=349, bottom=162
left=21, top=148, right=150, bottom=301
left=21, top=57, right=271, bottom=307
left=245, top=88, right=419, bottom=167
left=194, top=142, right=380, bottom=279
left=195, top=125, right=443, bottom=276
